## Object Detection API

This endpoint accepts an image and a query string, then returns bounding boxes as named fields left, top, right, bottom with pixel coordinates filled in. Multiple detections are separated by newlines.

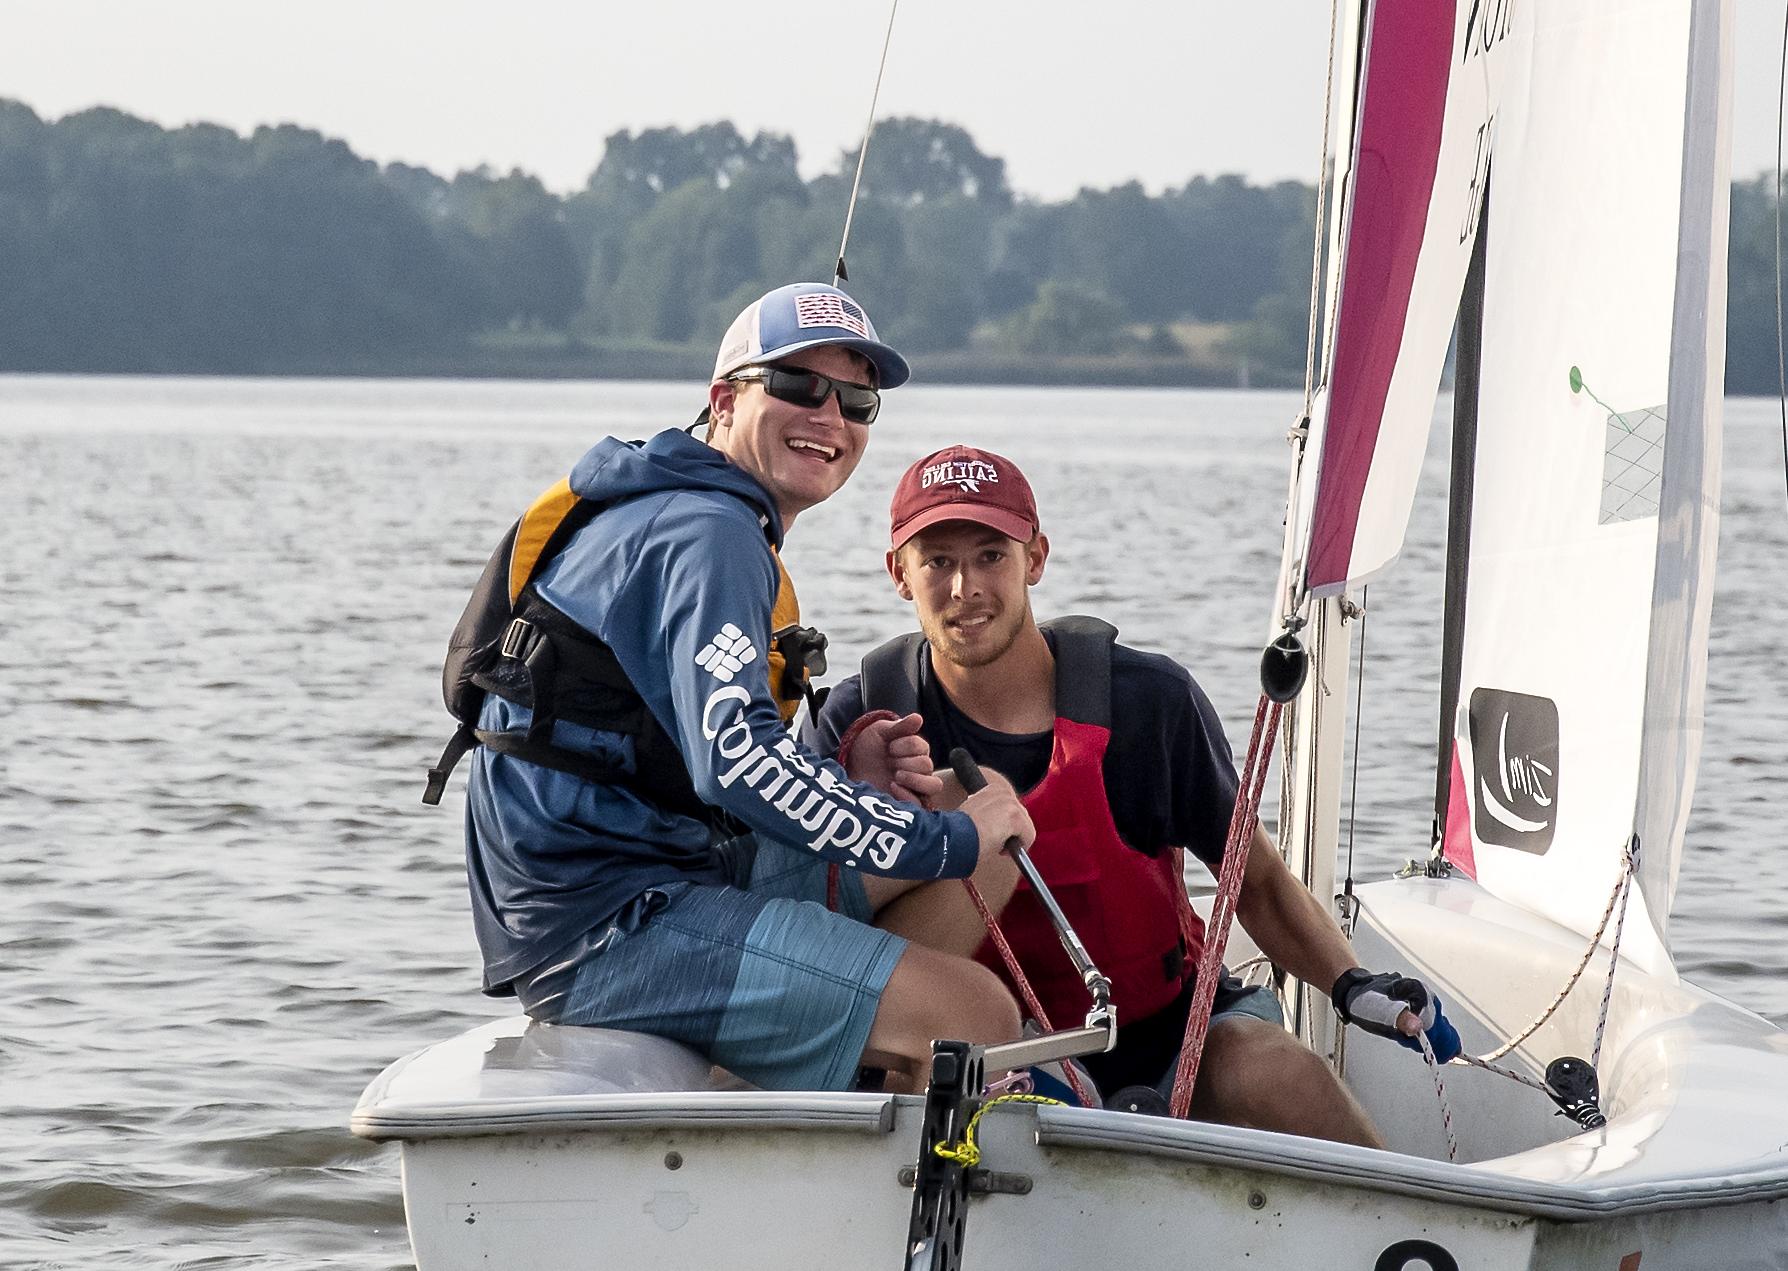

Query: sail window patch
left=1599, top=404, right=1667, bottom=523
left=1571, top=365, right=1666, bottom=524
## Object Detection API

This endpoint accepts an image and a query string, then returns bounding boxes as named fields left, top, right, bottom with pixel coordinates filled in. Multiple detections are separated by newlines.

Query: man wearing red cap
left=804, top=445, right=1458, bottom=1141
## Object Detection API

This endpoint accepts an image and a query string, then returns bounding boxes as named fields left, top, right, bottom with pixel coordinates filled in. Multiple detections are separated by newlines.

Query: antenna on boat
left=834, top=0, right=902, bottom=287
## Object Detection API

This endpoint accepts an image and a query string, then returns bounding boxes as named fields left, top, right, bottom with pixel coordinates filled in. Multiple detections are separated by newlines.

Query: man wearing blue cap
left=457, top=283, right=1031, bottom=1094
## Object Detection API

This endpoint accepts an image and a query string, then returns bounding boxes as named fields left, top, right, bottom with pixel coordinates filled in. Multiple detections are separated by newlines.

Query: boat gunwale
left=1036, top=1107, right=1788, bottom=1221
left=358, top=1089, right=1788, bottom=1222
left=351, top=1090, right=898, bottom=1141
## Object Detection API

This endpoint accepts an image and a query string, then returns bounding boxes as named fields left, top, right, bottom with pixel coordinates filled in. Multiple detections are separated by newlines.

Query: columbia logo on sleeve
left=696, top=624, right=758, bottom=683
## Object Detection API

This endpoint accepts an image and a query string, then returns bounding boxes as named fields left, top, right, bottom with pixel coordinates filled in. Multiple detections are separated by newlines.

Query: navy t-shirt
left=801, top=635, right=1240, bottom=867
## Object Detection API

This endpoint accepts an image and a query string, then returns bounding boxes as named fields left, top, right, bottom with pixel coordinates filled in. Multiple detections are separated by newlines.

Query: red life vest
left=858, top=616, right=1205, bottom=1029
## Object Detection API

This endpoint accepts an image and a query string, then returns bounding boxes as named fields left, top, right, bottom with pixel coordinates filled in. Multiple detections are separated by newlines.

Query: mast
left=1273, top=0, right=1468, bottom=1055
left=1277, top=600, right=1352, bottom=1056
left=1274, top=0, right=1368, bottom=1061
left=1431, top=176, right=1488, bottom=863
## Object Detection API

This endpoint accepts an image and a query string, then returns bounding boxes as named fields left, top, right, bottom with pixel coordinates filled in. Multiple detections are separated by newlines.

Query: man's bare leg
left=1189, top=1015, right=1384, bottom=1148
left=862, top=843, right=1021, bottom=958
left=860, top=942, right=1022, bottom=1093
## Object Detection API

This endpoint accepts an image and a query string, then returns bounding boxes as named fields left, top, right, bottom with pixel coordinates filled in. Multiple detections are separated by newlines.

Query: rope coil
left=932, top=1093, right=1063, bottom=1169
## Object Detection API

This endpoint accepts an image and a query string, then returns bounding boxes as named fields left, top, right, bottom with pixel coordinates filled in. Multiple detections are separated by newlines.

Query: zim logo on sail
left=1468, top=688, right=1559, bottom=854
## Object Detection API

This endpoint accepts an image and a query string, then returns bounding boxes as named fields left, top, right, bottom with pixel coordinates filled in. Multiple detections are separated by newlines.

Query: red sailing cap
left=889, top=446, right=1040, bottom=548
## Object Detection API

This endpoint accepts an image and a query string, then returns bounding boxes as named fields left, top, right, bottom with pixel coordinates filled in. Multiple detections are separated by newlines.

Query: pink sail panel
left=1443, top=742, right=1476, bottom=877
left=1306, top=0, right=1456, bottom=592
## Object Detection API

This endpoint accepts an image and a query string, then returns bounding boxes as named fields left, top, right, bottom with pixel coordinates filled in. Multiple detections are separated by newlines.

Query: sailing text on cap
left=921, top=459, right=1000, bottom=493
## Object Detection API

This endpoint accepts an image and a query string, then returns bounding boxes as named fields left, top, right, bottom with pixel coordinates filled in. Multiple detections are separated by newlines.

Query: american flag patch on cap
left=794, top=292, right=870, bottom=337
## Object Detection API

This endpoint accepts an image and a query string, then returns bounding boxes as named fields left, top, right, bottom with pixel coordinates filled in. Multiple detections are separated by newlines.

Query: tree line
left=0, top=98, right=1780, bottom=393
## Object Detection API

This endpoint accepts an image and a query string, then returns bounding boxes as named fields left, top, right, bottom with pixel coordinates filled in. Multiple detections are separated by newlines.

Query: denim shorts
left=528, top=840, right=905, bottom=1092
left=1209, top=977, right=1286, bottom=1028
left=1080, top=972, right=1285, bottom=1096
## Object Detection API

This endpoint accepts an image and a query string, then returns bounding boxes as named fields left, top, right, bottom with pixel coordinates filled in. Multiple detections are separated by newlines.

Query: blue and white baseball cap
left=713, top=282, right=911, bottom=389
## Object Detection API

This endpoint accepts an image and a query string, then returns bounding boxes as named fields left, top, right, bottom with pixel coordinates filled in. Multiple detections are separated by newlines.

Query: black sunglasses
left=729, top=364, right=881, bottom=424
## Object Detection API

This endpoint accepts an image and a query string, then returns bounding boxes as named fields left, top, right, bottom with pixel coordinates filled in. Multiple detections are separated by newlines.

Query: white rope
left=1450, top=1051, right=1549, bottom=1095
left=833, top=0, right=902, bottom=287
left=1229, top=954, right=1272, bottom=983
left=1409, top=842, right=1637, bottom=1159
left=1591, top=841, right=1639, bottom=1070
left=1473, top=844, right=1636, bottom=1063
left=1418, top=1031, right=1459, bottom=1163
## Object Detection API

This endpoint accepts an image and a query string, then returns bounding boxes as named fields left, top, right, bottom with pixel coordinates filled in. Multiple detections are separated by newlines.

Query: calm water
left=3, top=376, right=1785, bottom=1268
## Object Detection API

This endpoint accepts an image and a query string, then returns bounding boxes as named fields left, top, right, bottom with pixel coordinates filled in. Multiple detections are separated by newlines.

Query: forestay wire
left=1341, top=588, right=1368, bottom=920
left=1278, top=0, right=1345, bottom=628
left=1775, top=0, right=1787, bottom=509
left=834, top=0, right=902, bottom=287
left=1301, top=0, right=1344, bottom=415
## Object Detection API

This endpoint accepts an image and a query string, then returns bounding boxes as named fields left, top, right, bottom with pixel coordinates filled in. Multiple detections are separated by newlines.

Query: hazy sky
left=1, top=1, right=1783, bottom=199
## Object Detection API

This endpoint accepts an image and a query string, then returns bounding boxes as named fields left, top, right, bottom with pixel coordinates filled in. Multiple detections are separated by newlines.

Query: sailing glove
left=1331, top=968, right=1462, bottom=1063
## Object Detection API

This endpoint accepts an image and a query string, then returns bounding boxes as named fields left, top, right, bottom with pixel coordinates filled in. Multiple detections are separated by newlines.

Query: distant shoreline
left=9, top=355, right=1782, bottom=399
left=1, top=338, right=1302, bottom=390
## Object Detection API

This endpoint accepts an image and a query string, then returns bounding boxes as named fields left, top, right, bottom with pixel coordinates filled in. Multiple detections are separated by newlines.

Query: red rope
left=1168, top=695, right=1282, bottom=1120
left=962, top=879, right=1093, bottom=1108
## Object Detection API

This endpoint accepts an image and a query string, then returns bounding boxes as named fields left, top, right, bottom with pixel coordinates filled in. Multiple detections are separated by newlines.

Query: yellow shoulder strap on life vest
left=509, top=478, right=809, bottom=721
left=766, top=550, right=806, bottom=723
left=507, top=477, right=581, bottom=604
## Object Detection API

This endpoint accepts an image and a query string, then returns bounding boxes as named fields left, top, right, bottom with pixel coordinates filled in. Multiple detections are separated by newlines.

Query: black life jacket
left=422, top=474, right=828, bottom=821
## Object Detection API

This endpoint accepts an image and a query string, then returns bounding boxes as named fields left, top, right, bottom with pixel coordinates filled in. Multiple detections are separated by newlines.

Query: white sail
left=1439, top=0, right=1730, bottom=970
left=1292, top=0, right=1731, bottom=967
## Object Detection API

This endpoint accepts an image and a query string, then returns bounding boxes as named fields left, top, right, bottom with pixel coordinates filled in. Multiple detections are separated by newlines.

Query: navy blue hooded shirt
left=465, top=428, right=977, bottom=992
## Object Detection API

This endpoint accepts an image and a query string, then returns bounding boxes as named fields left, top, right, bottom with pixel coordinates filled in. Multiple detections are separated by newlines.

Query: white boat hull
left=355, top=877, right=1788, bottom=1269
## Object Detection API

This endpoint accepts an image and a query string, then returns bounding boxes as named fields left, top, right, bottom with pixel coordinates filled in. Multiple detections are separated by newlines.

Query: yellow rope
left=932, top=1094, right=1064, bottom=1168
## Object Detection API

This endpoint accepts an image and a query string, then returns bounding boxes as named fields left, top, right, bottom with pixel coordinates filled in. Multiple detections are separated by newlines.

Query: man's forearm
left=1231, top=827, right=1357, bottom=990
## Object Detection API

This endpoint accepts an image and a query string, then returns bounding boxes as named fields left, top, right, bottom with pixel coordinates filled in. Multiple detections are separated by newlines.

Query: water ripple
left=3, top=377, right=1783, bottom=1268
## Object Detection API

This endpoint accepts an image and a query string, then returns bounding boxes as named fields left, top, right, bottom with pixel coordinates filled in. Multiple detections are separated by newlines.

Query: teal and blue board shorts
left=541, top=839, right=906, bottom=1093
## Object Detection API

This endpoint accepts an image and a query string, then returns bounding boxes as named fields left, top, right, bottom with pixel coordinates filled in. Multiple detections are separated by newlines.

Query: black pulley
left=1259, top=632, right=1309, bottom=704
left=1543, top=1056, right=1608, bottom=1129
left=1106, top=1085, right=1171, bottom=1117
